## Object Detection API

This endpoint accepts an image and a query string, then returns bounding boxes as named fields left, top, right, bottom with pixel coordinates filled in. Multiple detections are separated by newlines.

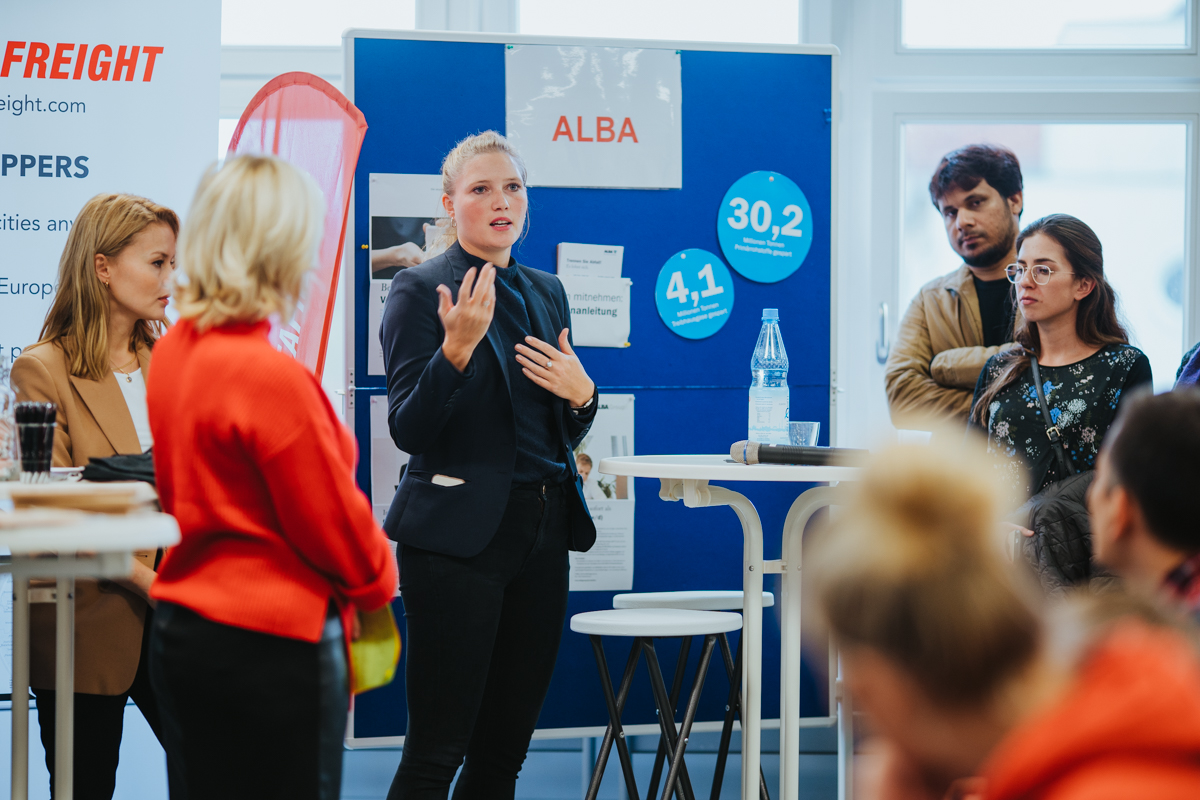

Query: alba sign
left=505, top=44, right=682, bottom=189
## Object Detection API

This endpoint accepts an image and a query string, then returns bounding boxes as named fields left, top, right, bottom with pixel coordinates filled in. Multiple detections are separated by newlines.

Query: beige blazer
left=11, top=340, right=154, bottom=695
left=883, top=265, right=1016, bottom=430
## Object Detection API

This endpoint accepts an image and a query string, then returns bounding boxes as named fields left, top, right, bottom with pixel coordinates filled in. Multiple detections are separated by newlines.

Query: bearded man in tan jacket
left=886, top=144, right=1024, bottom=429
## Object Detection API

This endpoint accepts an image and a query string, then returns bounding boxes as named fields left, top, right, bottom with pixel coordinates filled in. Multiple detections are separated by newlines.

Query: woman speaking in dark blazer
left=381, top=130, right=598, bottom=800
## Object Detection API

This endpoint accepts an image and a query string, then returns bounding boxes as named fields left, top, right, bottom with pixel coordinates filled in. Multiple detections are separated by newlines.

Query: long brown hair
left=38, top=194, right=179, bottom=381
left=970, top=214, right=1128, bottom=425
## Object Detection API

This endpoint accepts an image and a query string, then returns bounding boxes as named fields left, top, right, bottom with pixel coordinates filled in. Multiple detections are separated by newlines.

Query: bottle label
left=748, top=387, right=789, bottom=445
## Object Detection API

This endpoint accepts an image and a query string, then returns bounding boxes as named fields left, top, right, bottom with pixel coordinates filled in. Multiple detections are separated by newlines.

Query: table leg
left=779, top=486, right=843, bottom=800
left=55, top=576, right=75, bottom=800
left=837, top=654, right=853, bottom=800
left=662, top=480, right=764, bottom=800
left=12, top=572, right=29, bottom=800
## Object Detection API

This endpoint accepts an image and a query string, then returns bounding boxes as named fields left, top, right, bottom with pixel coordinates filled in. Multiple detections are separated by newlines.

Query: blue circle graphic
left=716, top=171, right=813, bottom=283
left=654, top=249, right=735, bottom=340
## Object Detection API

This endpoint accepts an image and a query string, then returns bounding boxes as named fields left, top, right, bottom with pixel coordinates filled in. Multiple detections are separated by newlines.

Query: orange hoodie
left=982, top=621, right=1200, bottom=800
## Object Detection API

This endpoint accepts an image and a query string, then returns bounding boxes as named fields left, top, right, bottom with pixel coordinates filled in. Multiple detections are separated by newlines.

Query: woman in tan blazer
left=11, top=193, right=178, bottom=800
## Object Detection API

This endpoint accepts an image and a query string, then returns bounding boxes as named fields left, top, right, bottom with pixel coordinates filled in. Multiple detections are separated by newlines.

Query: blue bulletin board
left=342, top=30, right=837, bottom=745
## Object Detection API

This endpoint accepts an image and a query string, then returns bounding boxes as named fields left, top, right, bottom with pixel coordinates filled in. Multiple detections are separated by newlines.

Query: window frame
left=874, top=0, right=1200, bottom=75
left=895, top=0, right=1197, bottom=56
left=871, top=90, right=1200, bottom=374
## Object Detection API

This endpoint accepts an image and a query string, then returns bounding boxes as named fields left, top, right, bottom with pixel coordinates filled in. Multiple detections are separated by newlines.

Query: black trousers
left=387, top=481, right=572, bottom=800
left=33, top=608, right=166, bottom=800
left=148, top=601, right=348, bottom=800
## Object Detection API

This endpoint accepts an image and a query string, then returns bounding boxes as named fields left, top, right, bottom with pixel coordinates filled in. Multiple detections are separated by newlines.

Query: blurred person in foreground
left=1090, top=389, right=1200, bottom=622
left=885, top=145, right=1023, bottom=431
left=147, top=155, right=398, bottom=800
left=809, top=441, right=1200, bottom=800
left=11, top=193, right=178, bottom=799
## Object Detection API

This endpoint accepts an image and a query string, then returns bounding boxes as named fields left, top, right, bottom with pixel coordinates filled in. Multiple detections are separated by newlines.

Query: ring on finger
left=546, top=360, right=553, bottom=369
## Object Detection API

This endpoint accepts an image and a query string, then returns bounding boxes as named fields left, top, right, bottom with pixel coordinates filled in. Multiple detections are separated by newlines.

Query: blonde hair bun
left=854, top=444, right=1001, bottom=567
left=432, top=130, right=528, bottom=252
left=810, top=439, right=1040, bottom=707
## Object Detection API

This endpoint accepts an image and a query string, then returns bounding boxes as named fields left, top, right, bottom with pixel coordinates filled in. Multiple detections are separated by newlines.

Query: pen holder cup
left=17, top=422, right=55, bottom=482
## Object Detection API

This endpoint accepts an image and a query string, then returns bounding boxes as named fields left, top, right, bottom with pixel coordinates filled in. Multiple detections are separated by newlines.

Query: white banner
left=505, top=44, right=682, bottom=189
left=0, top=0, right=220, bottom=364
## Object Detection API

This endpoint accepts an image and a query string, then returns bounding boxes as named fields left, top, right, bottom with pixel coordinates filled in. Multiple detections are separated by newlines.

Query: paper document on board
left=570, top=500, right=635, bottom=591
left=570, top=394, right=636, bottom=591
left=368, top=280, right=391, bottom=375
left=557, top=243, right=624, bottom=278
left=560, top=276, right=632, bottom=348
left=505, top=44, right=682, bottom=188
left=368, top=174, right=445, bottom=374
left=370, top=396, right=409, bottom=526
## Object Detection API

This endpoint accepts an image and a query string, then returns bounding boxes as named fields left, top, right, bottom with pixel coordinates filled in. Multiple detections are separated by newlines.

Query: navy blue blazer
left=379, top=241, right=598, bottom=558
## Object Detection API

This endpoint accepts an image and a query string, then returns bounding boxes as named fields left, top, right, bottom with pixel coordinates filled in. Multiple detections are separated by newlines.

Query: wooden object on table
left=4, top=481, right=157, bottom=515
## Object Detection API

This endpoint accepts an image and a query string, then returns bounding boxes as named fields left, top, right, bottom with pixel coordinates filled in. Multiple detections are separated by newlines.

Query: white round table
left=0, top=511, right=180, bottom=800
left=598, top=455, right=859, bottom=800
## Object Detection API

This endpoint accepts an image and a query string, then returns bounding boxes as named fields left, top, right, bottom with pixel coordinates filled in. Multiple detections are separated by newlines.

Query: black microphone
left=729, top=440, right=869, bottom=467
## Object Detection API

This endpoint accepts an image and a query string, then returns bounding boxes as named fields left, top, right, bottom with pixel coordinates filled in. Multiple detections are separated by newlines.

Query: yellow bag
left=350, top=604, right=402, bottom=695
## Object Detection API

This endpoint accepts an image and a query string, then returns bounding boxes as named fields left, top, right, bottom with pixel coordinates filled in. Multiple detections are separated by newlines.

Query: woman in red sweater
left=810, top=443, right=1200, bottom=800
left=146, top=155, right=397, bottom=800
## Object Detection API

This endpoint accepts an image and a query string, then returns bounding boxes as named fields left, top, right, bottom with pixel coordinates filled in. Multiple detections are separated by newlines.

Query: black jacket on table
left=379, top=241, right=598, bottom=558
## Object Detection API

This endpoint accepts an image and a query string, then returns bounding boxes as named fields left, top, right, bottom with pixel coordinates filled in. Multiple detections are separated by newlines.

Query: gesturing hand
left=438, top=264, right=496, bottom=372
left=515, top=328, right=596, bottom=408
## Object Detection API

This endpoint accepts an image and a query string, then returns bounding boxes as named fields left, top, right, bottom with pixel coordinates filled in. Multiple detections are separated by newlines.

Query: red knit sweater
left=147, top=319, right=397, bottom=643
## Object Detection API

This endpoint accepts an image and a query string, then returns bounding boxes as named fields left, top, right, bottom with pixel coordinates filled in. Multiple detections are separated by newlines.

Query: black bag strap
left=1030, top=355, right=1076, bottom=477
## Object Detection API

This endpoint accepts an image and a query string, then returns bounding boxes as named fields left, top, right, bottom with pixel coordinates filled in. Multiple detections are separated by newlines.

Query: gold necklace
left=111, top=353, right=138, bottom=383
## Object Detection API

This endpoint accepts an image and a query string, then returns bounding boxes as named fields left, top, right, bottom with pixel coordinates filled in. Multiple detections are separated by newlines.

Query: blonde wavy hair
left=431, top=130, right=529, bottom=253
left=810, top=441, right=1040, bottom=708
left=38, top=193, right=179, bottom=381
left=175, top=155, right=324, bottom=330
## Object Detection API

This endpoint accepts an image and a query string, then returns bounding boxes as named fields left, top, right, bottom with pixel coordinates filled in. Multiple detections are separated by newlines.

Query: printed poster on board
left=570, top=394, right=635, bottom=591
left=367, top=173, right=444, bottom=374
left=505, top=44, right=682, bottom=189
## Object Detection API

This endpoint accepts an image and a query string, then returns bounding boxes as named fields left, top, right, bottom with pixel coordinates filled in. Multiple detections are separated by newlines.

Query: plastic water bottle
left=748, top=309, right=789, bottom=445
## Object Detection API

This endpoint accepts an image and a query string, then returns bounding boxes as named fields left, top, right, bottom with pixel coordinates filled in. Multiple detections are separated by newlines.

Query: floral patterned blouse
left=969, top=344, right=1152, bottom=498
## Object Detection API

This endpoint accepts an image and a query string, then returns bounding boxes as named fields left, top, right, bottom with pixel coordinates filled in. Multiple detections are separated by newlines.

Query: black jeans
left=387, top=480, right=572, bottom=800
left=149, top=601, right=348, bottom=800
left=33, top=608, right=167, bottom=800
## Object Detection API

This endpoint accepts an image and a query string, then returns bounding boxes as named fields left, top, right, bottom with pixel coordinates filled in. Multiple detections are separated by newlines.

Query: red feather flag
left=227, top=72, right=367, bottom=380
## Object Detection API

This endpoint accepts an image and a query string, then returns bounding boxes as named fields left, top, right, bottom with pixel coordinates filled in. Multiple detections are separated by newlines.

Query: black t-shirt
left=973, top=275, right=1016, bottom=347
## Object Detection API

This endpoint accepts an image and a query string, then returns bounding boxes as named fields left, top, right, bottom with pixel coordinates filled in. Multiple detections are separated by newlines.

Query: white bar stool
left=614, top=591, right=775, bottom=800
left=572, top=607, right=743, bottom=800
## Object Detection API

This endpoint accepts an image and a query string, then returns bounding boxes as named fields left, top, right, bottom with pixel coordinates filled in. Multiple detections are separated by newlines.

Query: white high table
left=597, top=455, right=859, bottom=800
left=0, top=512, right=180, bottom=800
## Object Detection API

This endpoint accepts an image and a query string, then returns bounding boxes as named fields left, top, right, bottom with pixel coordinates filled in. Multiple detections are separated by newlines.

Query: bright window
left=901, top=123, right=1186, bottom=391
left=221, top=0, right=416, bottom=45
left=901, top=0, right=1188, bottom=50
left=519, top=0, right=799, bottom=43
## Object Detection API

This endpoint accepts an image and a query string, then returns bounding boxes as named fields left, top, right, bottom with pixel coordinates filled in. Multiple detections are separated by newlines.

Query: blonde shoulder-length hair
left=38, top=193, right=179, bottom=381
left=175, top=155, right=324, bottom=330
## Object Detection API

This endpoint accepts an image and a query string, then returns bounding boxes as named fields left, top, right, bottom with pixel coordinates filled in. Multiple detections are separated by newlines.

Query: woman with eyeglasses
left=969, top=214, right=1151, bottom=499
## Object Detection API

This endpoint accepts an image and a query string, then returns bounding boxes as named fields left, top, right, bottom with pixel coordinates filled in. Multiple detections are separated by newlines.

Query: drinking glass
left=788, top=421, right=820, bottom=447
